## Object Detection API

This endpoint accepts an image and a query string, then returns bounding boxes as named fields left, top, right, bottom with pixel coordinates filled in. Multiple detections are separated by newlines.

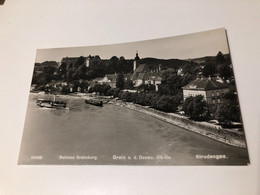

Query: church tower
left=133, top=51, right=140, bottom=72
left=85, top=55, right=91, bottom=67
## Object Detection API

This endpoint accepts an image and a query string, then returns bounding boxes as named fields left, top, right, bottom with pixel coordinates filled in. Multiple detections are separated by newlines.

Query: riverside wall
left=122, top=103, right=246, bottom=148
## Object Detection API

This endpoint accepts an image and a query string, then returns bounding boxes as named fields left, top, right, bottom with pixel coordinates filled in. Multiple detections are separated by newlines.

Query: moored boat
left=36, top=95, right=67, bottom=109
left=85, top=99, right=103, bottom=107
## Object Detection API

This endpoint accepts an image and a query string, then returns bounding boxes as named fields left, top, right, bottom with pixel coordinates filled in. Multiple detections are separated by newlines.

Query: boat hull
left=36, top=99, right=67, bottom=109
left=85, top=99, right=103, bottom=107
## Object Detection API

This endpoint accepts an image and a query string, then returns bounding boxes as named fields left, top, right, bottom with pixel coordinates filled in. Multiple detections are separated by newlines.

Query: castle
left=61, top=55, right=91, bottom=70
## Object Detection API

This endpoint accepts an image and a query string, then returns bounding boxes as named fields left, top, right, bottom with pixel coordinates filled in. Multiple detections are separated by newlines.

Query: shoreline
left=114, top=101, right=246, bottom=149
left=32, top=92, right=247, bottom=148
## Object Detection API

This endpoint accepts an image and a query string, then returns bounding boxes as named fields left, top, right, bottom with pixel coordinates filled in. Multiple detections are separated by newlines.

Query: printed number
left=30, top=156, right=43, bottom=160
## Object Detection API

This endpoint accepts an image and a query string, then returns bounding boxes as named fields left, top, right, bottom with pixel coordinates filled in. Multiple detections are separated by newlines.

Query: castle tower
left=133, top=51, right=140, bottom=72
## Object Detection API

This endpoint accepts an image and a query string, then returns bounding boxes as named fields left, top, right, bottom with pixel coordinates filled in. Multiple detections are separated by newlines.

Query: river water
left=18, top=93, right=249, bottom=165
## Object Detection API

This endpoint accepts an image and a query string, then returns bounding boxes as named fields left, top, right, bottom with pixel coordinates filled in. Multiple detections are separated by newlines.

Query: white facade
left=183, top=89, right=206, bottom=100
left=133, top=61, right=136, bottom=72
left=86, top=58, right=90, bottom=67
left=183, top=88, right=229, bottom=105
left=134, top=79, right=143, bottom=87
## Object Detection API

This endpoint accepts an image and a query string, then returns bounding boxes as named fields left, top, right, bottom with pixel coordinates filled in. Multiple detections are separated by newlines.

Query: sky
left=35, top=28, right=229, bottom=63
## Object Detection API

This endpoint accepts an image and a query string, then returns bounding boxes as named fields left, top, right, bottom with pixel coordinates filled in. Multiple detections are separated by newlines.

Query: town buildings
left=90, top=73, right=133, bottom=88
left=182, top=77, right=230, bottom=105
left=132, top=52, right=162, bottom=90
left=132, top=64, right=151, bottom=86
left=97, top=74, right=117, bottom=88
left=59, top=52, right=163, bottom=90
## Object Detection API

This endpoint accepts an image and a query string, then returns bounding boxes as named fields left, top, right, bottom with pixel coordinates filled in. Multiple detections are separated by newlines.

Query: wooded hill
left=32, top=52, right=232, bottom=87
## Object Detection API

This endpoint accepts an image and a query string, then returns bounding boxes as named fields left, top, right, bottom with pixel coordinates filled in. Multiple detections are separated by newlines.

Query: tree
left=159, top=69, right=183, bottom=96
left=214, top=92, right=241, bottom=122
left=116, top=73, right=124, bottom=89
left=181, top=73, right=194, bottom=86
left=144, top=93, right=154, bottom=106
left=90, top=55, right=102, bottom=67
left=67, top=69, right=74, bottom=81
left=202, top=63, right=216, bottom=77
left=161, top=68, right=176, bottom=81
left=182, top=61, right=200, bottom=75
left=135, top=93, right=146, bottom=105
left=106, top=88, right=115, bottom=96
left=120, top=91, right=133, bottom=101
left=75, top=56, right=85, bottom=68
left=101, top=84, right=111, bottom=95
left=58, top=62, right=67, bottom=79
left=137, top=84, right=155, bottom=92
left=117, top=56, right=126, bottom=73
left=113, top=88, right=121, bottom=97
left=72, top=80, right=80, bottom=92
left=61, top=85, right=70, bottom=94
left=183, top=95, right=208, bottom=120
left=216, top=51, right=225, bottom=65
left=80, top=81, right=89, bottom=92
left=77, top=65, right=87, bottom=80
left=107, top=56, right=119, bottom=73
left=218, top=64, right=232, bottom=79
left=124, top=80, right=134, bottom=89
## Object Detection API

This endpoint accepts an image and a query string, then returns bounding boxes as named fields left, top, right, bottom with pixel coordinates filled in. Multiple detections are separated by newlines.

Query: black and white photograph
left=18, top=28, right=249, bottom=165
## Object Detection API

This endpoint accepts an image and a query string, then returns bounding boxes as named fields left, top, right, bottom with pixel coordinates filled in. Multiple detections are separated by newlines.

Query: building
left=123, top=73, right=133, bottom=81
left=96, top=73, right=133, bottom=88
left=132, top=52, right=162, bottom=90
left=132, top=64, right=151, bottom=86
left=182, top=77, right=229, bottom=105
left=61, top=56, right=91, bottom=70
left=98, top=74, right=117, bottom=88
left=143, top=72, right=162, bottom=85
left=144, top=72, right=162, bottom=91
left=132, top=63, right=162, bottom=90
left=177, top=68, right=184, bottom=76
left=133, top=52, right=140, bottom=72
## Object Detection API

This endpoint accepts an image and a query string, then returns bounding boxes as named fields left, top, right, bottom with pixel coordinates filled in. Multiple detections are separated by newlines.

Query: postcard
left=18, top=28, right=249, bottom=165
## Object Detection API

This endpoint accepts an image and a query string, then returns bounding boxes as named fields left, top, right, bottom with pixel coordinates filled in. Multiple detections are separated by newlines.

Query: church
left=132, top=52, right=162, bottom=90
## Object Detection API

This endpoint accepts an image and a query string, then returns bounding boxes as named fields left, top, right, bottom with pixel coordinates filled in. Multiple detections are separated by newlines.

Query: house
left=99, top=74, right=117, bottom=88
left=182, top=77, right=229, bottom=105
left=123, top=73, right=133, bottom=81
left=44, top=81, right=68, bottom=92
left=143, top=72, right=162, bottom=84
left=177, top=68, right=184, bottom=76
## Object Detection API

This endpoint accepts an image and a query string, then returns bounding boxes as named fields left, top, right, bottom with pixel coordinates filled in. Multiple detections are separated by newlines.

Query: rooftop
left=182, top=77, right=229, bottom=90
left=133, top=64, right=151, bottom=80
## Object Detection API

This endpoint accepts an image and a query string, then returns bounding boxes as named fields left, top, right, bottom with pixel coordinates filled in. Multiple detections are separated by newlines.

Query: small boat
left=85, top=99, right=103, bottom=107
left=36, top=95, right=67, bottom=109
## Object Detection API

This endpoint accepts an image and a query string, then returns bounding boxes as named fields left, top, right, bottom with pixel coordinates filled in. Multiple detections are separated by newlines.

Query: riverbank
left=33, top=92, right=247, bottom=148
left=21, top=93, right=249, bottom=165
left=112, top=100, right=247, bottom=148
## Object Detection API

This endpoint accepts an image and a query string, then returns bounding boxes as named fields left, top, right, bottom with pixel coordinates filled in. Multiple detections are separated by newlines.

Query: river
left=18, top=93, right=249, bottom=165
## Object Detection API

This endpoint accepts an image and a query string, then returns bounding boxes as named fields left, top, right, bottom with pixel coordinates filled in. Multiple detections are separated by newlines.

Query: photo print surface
left=18, top=28, right=249, bottom=165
